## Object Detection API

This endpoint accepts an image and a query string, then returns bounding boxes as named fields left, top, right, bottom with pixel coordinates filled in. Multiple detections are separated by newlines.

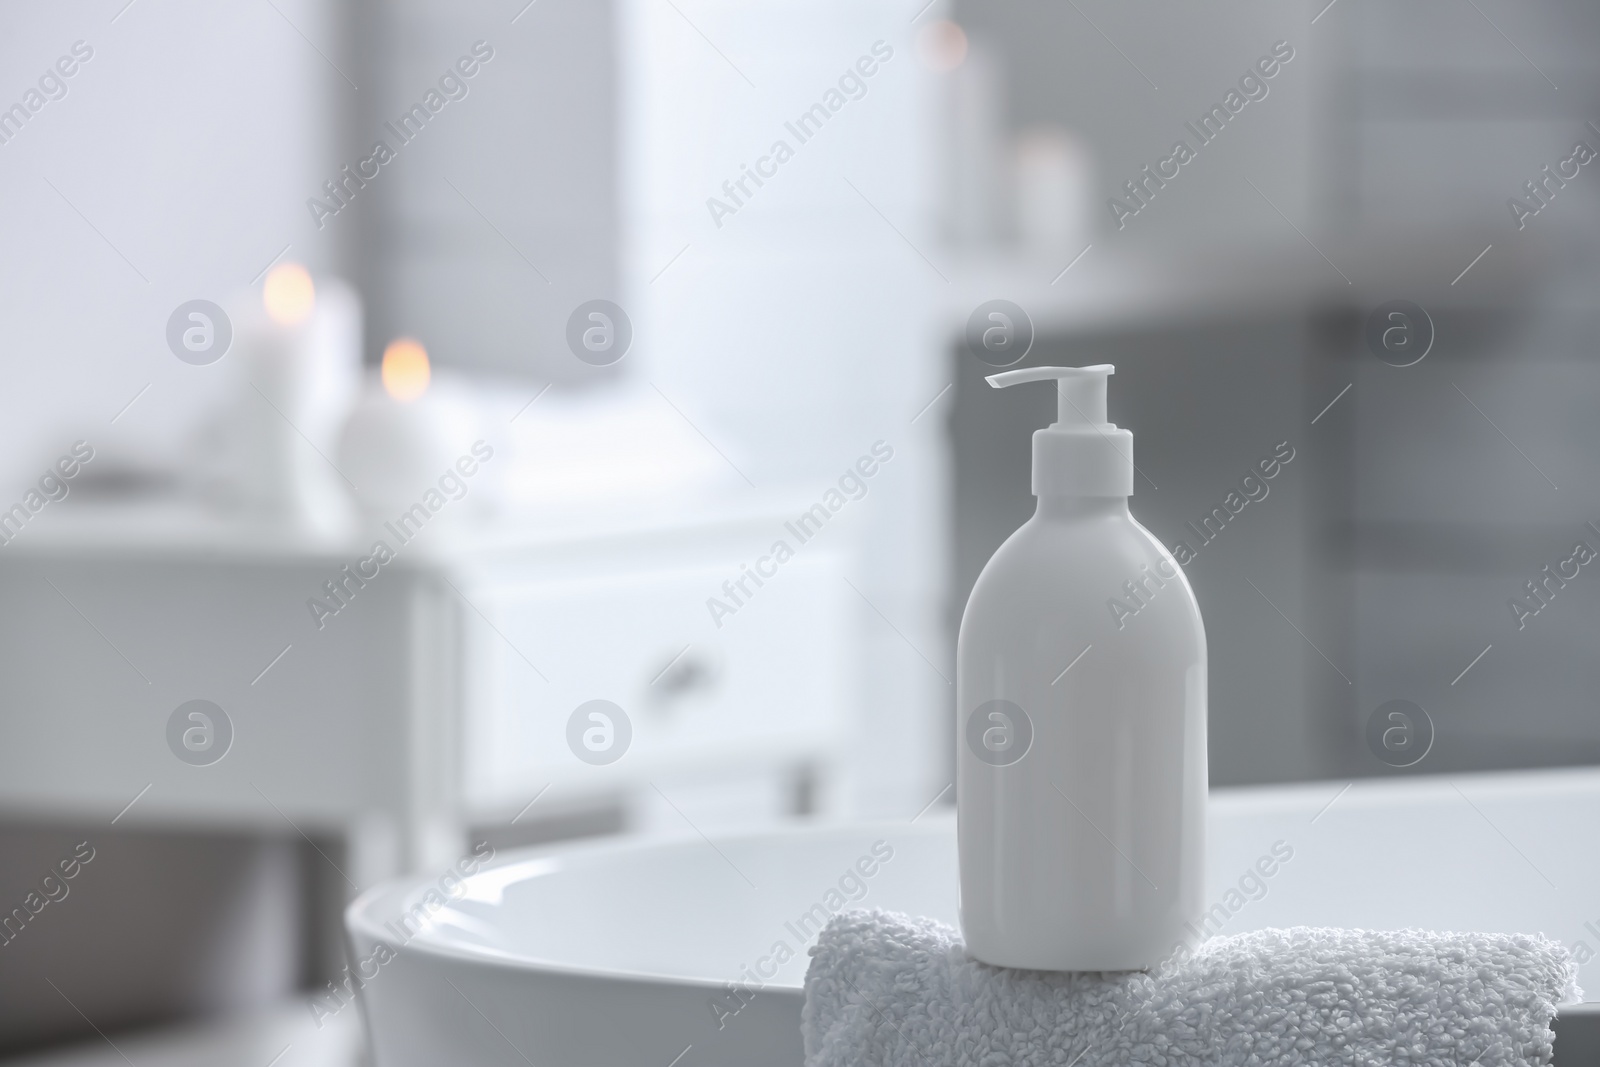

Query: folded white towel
left=802, top=909, right=1580, bottom=1067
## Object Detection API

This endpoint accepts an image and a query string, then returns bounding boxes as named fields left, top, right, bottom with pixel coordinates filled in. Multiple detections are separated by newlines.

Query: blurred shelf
left=944, top=241, right=1333, bottom=338
left=941, top=232, right=1562, bottom=340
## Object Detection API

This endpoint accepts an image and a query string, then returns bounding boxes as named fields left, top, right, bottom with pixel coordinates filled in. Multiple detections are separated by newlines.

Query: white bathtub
left=348, top=768, right=1600, bottom=1065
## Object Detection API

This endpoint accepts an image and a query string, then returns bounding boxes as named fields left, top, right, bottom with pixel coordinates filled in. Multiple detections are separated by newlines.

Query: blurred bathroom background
left=1, top=0, right=1597, bottom=1060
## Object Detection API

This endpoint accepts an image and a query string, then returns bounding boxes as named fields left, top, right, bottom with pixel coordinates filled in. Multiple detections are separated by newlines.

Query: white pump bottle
left=957, top=365, right=1206, bottom=972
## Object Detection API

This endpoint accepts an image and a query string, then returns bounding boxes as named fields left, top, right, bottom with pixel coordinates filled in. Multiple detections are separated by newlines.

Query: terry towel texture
left=802, top=909, right=1580, bottom=1067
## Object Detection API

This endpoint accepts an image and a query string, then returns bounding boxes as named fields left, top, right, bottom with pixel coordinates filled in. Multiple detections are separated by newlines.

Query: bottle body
left=957, top=497, right=1206, bottom=971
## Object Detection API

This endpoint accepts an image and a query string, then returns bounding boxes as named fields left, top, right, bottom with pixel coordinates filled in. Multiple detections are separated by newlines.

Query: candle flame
left=382, top=338, right=430, bottom=402
left=263, top=263, right=316, bottom=326
left=918, top=20, right=968, bottom=72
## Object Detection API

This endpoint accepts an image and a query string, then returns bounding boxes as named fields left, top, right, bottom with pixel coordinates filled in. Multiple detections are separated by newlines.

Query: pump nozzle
left=984, top=364, right=1132, bottom=497
left=986, top=364, right=1114, bottom=427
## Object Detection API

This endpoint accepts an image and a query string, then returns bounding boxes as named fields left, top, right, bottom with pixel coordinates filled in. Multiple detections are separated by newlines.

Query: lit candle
left=338, top=338, right=484, bottom=525
left=234, top=263, right=360, bottom=531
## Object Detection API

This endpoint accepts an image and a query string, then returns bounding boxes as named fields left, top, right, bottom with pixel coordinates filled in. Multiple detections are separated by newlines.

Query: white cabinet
left=0, top=499, right=853, bottom=877
left=460, top=552, right=848, bottom=814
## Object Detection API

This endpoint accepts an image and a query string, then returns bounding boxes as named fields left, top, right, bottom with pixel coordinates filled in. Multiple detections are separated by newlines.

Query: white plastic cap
left=986, top=364, right=1134, bottom=497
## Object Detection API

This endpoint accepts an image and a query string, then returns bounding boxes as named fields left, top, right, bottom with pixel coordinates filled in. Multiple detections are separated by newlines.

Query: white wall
left=0, top=0, right=340, bottom=491
left=619, top=0, right=950, bottom=815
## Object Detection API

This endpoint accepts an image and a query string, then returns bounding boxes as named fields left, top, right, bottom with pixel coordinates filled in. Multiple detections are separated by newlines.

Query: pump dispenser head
left=987, top=364, right=1134, bottom=497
